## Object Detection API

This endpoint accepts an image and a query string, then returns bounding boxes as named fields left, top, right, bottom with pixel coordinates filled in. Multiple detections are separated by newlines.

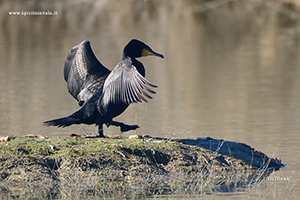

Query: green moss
left=0, top=137, right=183, bottom=161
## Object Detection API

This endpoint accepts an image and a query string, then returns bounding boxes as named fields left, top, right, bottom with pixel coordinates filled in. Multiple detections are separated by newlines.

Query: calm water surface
left=1, top=0, right=300, bottom=198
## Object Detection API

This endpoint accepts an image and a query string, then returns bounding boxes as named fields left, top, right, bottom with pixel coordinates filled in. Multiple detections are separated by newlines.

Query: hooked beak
left=148, top=50, right=164, bottom=59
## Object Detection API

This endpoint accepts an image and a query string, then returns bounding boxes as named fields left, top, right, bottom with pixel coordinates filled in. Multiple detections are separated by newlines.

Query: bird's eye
left=143, top=49, right=149, bottom=56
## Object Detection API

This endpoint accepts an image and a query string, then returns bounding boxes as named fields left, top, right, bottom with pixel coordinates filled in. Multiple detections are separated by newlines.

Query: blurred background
left=1, top=0, right=300, bottom=197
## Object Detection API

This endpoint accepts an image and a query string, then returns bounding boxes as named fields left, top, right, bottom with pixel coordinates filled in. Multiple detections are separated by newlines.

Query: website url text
left=8, top=11, right=58, bottom=16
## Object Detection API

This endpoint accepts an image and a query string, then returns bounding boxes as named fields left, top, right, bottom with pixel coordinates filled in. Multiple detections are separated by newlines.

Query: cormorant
left=44, top=39, right=164, bottom=137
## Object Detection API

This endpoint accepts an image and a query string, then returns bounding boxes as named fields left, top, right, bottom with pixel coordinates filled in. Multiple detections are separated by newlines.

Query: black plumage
left=44, top=39, right=164, bottom=137
left=64, top=40, right=110, bottom=106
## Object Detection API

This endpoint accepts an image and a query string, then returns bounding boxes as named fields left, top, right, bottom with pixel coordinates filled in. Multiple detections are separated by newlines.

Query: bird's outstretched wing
left=99, top=57, right=157, bottom=114
left=64, top=40, right=110, bottom=105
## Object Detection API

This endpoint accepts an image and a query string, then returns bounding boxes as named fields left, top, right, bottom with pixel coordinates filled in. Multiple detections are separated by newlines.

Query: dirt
left=0, top=135, right=283, bottom=198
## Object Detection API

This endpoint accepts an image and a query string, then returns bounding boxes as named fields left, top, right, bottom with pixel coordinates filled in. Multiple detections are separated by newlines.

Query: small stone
left=49, top=145, right=55, bottom=151
left=129, top=135, right=141, bottom=139
left=0, top=136, right=10, bottom=142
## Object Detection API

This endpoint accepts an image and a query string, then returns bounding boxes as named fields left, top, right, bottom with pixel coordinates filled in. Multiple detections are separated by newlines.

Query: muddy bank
left=0, top=135, right=283, bottom=198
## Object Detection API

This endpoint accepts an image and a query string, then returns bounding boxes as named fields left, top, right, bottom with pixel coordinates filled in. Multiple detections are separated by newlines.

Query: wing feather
left=99, top=57, right=157, bottom=114
left=64, top=40, right=110, bottom=105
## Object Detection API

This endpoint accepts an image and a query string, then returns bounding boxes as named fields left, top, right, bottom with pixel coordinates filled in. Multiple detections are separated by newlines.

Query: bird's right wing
left=99, top=57, right=157, bottom=114
left=64, top=40, right=110, bottom=103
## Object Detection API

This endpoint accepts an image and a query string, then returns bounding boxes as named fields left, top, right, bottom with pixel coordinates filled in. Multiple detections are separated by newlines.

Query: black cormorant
left=44, top=39, right=164, bottom=137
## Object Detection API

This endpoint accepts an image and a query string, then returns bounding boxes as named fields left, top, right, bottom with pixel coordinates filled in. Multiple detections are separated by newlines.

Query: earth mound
left=0, top=135, right=283, bottom=198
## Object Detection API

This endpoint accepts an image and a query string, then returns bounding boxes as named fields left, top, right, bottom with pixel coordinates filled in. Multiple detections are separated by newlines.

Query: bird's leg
left=98, top=124, right=104, bottom=137
left=108, top=121, right=139, bottom=132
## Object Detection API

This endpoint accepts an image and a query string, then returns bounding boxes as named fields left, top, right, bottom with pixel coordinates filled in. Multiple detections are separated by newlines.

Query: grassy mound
left=0, top=135, right=283, bottom=198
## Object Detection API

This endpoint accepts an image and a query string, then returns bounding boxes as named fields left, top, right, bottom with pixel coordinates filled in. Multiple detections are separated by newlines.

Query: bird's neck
left=123, top=52, right=146, bottom=77
left=132, top=58, right=145, bottom=77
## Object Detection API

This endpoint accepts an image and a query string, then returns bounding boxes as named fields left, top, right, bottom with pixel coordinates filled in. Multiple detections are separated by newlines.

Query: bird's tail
left=44, top=116, right=80, bottom=128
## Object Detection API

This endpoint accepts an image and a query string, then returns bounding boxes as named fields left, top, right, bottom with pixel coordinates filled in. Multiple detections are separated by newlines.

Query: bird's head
left=123, top=39, right=164, bottom=59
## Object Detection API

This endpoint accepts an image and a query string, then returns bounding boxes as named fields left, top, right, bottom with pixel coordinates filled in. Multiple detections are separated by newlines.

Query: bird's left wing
left=99, top=57, right=157, bottom=114
left=64, top=40, right=110, bottom=105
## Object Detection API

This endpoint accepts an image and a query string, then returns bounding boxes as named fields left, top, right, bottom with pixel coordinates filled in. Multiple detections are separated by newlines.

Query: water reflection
left=1, top=0, right=300, bottom=197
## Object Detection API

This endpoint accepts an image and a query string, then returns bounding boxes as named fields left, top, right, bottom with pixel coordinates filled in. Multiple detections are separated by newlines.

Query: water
left=1, top=0, right=300, bottom=198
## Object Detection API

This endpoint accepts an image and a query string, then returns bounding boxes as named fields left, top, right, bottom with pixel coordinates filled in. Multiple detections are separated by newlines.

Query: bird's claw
left=120, top=124, right=139, bottom=132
